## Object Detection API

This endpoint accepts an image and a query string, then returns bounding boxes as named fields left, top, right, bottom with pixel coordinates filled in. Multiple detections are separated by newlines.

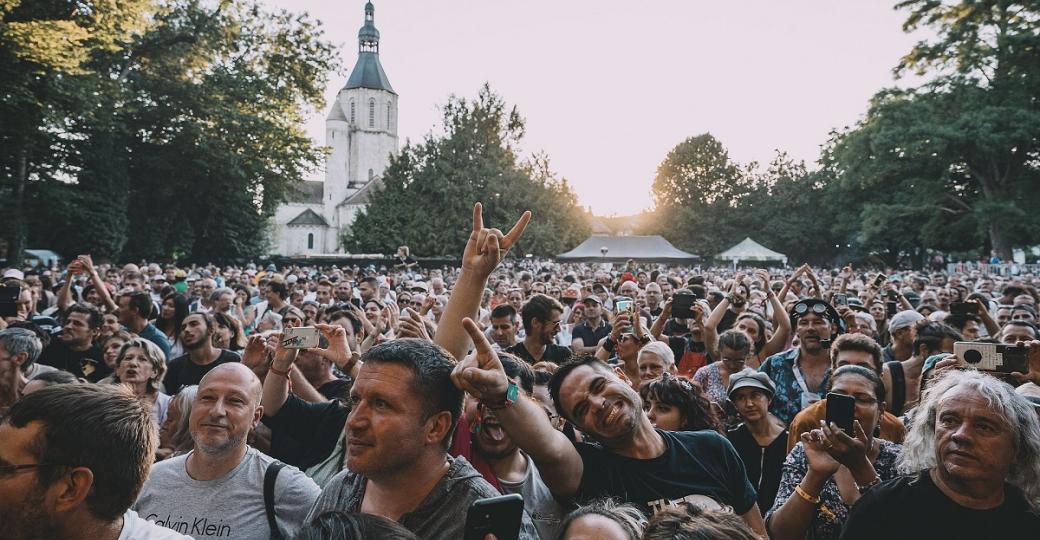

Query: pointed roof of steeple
left=343, top=2, right=395, bottom=94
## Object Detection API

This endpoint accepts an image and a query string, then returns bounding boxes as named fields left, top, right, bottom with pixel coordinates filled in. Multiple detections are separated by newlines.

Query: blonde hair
left=112, top=338, right=167, bottom=393
left=638, top=341, right=675, bottom=368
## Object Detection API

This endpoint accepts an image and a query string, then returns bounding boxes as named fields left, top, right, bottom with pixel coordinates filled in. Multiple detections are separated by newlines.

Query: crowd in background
left=2, top=207, right=1040, bottom=539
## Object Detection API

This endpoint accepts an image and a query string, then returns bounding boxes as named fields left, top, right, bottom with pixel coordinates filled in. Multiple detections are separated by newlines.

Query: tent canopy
left=715, top=237, right=787, bottom=263
left=557, top=235, right=698, bottom=263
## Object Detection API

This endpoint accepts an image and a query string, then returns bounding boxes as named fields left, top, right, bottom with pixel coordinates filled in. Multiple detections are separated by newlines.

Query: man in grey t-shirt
left=135, top=363, right=319, bottom=539
left=304, top=338, right=535, bottom=540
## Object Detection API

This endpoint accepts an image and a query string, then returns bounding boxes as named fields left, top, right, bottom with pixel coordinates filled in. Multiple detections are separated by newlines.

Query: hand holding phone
left=825, top=392, right=856, bottom=436
left=281, top=326, right=319, bottom=349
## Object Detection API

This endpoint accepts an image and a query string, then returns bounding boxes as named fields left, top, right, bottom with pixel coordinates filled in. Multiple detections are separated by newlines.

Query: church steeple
left=344, top=1, right=395, bottom=94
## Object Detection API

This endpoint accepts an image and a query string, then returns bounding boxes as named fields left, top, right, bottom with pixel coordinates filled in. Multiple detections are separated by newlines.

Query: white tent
left=715, top=238, right=787, bottom=265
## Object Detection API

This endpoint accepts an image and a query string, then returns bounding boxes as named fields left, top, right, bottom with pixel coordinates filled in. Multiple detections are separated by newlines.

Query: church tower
left=322, top=1, right=399, bottom=248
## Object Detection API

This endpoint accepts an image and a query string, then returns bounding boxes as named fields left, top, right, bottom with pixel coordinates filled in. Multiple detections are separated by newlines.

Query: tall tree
left=345, top=85, right=589, bottom=257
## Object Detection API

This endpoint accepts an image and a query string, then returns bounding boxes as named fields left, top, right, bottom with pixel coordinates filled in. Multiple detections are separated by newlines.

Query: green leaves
left=344, top=85, right=589, bottom=257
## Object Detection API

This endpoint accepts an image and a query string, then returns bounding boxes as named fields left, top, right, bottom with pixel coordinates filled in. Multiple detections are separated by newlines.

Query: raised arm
left=649, top=299, right=672, bottom=340
left=78, top=255, right=118, bottom=312
left=759, top=269, right=792, bottom=358
left=434, top=203, right=530, bottom=362
left=259, top=334, right=294, bottom=417
left=452, top=318, right=584, bottom=498
left=57, top=262, right=80, bottom=312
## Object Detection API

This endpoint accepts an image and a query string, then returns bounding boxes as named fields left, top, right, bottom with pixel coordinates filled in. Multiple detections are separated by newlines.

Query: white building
left=271, top=2, right=398, bottom=255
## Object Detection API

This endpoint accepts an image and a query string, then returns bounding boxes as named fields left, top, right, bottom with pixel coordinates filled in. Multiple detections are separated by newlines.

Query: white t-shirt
left=119, top=509, right=193, bottom=540
left=134, top=447, right=320, bottom=539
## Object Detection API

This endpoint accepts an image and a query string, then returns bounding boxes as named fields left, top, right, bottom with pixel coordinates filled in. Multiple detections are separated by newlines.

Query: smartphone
left=873, top=274, right=887, bottom=288
left=281, top=326, right=319, bottom=349
left=953, top=341, right=1028, bottom=373
left=886, top=301, right=898, bottom=317
left=463, top=494, right=524, bottom=540
left=950, top=302, right=978, bottom=316
left=825, top=392, right=856, bottom=436
left=832, top=293, right=847, bottom=307
left=672, top=292, right=696, bottom=319
left=615, top=297, right=634, bottom=315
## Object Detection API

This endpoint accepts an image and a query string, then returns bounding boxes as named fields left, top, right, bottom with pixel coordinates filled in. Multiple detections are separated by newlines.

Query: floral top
left=765, top=439, right=903, bottom=540
left=692, top=362, right=741, bottom=428
left=759, top=348, right=831, bottom=425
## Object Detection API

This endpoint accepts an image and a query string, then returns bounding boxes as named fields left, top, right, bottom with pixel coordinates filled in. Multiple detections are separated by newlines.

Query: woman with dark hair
left=156, top=293, right=189, bottom=357
left=726, top=369, right=788, bottom=515
left=212, top=311, right=247, bottom=352
left=694, top=329, right=754, bottom=427
left=766, top=365, right=902, bottom=540
left=639, top=372, right=724, bottom=434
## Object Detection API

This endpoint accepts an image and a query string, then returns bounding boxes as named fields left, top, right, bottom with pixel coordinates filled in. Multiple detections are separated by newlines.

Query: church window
left=387, top=103, right=392, bottom=128
left=350, top=99, right=356, bottom=123
left=307, top=233, right=314, bottom=250
left=368, top=98, right=376, bottom=128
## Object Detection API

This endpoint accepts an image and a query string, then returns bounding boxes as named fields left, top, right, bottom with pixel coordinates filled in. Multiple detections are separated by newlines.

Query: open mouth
left=125, top=369, right=138, bottom=378
left=481, top=419, right=506, bottom=442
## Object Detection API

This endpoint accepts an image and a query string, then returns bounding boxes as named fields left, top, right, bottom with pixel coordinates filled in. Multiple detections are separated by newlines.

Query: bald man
left=134, top=364, right=319, bottom=539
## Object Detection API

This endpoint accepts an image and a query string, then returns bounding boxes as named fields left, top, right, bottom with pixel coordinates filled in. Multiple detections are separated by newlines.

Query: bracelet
left=855, top=474, right=882, bottom=491
left=482, top=379, right=519, bottom=411
left=794, top=485, right=821, bottom=505
left=269, top=365, right=293, bottom=392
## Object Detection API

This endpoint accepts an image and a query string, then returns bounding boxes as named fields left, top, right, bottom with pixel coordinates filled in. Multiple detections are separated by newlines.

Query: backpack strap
left=264, top=461, right=288, bottom=540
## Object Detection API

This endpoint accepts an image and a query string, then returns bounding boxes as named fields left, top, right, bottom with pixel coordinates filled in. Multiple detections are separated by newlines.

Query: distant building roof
left=289, top=181, right=324, bottom=205
left=343, top=2, right=395, bottom=94
left=287, top=209, right=329, bottom=227
left=340, top=178, right=380, bottom=206
left=557, top=235, right=698, bottom=263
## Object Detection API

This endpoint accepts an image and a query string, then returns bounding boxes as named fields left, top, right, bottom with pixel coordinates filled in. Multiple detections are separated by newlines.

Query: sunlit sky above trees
left=265, top=0, right=927, bottom=216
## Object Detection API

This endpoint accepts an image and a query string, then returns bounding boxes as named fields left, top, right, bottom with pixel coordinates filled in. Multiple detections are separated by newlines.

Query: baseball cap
left=562, top=286, right=580, bottom=300
left=889, top=310, right=925, bottom=332
left=727, top=368, right=776, bottom=400
left=286, top=275, right=298, bottom=284
left=582, top=295, right=601, bottom=304
left=3, top=269, right=24, bottom=281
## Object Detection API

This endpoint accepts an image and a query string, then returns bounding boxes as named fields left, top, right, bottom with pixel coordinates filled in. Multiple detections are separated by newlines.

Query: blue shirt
left=759, top=348, right=831, bottom=425
left=137, top=323, right=172, bottom=360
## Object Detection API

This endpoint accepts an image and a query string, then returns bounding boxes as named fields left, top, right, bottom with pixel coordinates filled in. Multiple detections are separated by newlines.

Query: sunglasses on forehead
left=793, top=302, right=828, bottom=316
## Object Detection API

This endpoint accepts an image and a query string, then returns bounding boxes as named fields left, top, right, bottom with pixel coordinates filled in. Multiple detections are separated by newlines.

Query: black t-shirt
left=505, top=341, right=573, bottom=365
left=318, top=377, right=352, bottom=401
left=38, top=340, right=109, bottom=382
left=571, top=320, right=611, bottom=348
left=575, top=429, right=757, bottom=515
left=718, top=309, right=738, bottom=333
left=163, top=349, right=241, bottom=394
left=726, top=424, right=788, bottom=515
left=261, top=393, right=349, bottom=470
left=840, top=469, right=1040, bottom=540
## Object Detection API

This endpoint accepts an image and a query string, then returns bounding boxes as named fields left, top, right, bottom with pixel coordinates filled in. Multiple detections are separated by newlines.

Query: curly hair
left=639, top=373, right=724, bottom=434
left=643, top=502, right=758, bottom=540
left=556, top=498, right=645, bottom=540
left=898, top=370, right=1040, bottom=511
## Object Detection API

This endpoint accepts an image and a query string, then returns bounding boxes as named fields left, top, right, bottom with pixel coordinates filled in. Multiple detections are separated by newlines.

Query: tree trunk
left=989, top=220, right=1012, bottom=261
left=6, top=143, right=28, bottom=265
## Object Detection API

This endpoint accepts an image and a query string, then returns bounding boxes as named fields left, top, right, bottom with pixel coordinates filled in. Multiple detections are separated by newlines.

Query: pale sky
left=264, top=0, right=925, bottom=216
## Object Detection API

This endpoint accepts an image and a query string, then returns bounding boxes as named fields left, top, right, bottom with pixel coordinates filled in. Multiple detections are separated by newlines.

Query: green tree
left=4, top=0, right=338, bottom=262
left=645, top=133, right=753, bottom=256
left=345, top=85, right=589, bottom=257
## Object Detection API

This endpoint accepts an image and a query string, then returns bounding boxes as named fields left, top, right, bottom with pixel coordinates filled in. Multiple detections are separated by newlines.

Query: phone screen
left=825, top=392, right=856, bottom=435
left=832, top=293, right=847, bottom=307
left=873, top=274, right=887, bottom=288
left=672, top=294, right=695, bottom=319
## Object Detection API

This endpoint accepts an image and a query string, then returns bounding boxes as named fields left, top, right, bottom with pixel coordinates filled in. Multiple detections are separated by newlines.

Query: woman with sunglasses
left=766, top=365, right=902, bottom=540
left=595, top=310, right=650, bottom=387
left=706, top=270, right=791, bottom=369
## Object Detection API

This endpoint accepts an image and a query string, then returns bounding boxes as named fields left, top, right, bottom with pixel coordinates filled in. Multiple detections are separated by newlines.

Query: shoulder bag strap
left=264, top=461, right=288, bottom=540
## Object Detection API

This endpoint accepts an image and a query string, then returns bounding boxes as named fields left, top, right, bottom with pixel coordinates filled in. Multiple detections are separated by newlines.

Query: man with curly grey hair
left=840, top=367, right=1040, bottom=539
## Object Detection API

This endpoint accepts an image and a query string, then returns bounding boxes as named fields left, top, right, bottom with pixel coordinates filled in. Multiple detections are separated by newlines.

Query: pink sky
left=264, top=0, right=925, bottom=215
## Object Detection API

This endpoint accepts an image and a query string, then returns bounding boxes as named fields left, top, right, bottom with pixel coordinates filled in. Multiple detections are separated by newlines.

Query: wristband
left=855, top=474, right=882, bottom=492
left=483, top=379, right=519, bottom=411
left=269, top=364, right=293, bottom=392
left=794, top=485, right=821, bottom=505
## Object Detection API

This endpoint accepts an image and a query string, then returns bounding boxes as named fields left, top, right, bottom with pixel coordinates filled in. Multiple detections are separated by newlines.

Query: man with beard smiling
left=0, top=384, right=190, bottom=540
left=759, top=299, right=845, bottom=425
left=163, top=313, right=241, bottom=394
left=135, top=363, right=319, bottom=539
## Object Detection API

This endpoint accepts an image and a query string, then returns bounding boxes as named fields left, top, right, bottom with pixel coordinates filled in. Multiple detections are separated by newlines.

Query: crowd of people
left=1, top=203, right=1039, bottom=539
